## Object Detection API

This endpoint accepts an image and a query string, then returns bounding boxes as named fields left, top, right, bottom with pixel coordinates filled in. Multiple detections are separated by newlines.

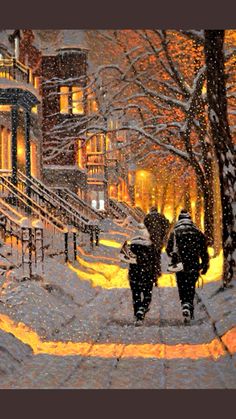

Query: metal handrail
left=116, top=201, right=142, bottom=222
left=0, top=176, right=66, bottom=233
left=0, top=197, right=25, bottom=220
left=17, top=171, right=96, bottom=233
left=53, top=187, right=104, bottom=221
left=0, top=177, right=75, bottom=263
left=109, top=198, right=127, bottom=218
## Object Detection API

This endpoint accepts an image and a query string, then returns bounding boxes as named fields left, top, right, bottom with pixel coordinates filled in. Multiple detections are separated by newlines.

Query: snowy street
left=0, top=222, right=235, bottom=389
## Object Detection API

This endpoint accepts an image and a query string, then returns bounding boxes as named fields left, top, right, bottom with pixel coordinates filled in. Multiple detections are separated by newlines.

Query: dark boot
left=182, top=303, right=191, bottom=324
left=136, top=307, right=145, bottom=320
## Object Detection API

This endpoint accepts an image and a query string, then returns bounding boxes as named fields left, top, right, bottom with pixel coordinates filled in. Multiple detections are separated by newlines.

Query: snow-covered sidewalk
left=0, top=220, right=235, bottom=389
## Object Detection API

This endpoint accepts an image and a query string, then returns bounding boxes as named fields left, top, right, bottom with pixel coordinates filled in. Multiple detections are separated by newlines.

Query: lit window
left=34, top=76, right=40, bottom=90
left=59, top=86, right=84, bottom=115
left=29, top=69, right=33, bottom=83
left=87, top=89, right=98, bottom=114
left=0, top=105, right=11, bottom=112
left=72, top=86, right=84, bottom=114
left=60, top=86, right=69, bottom=114
left=77, top=139, right=84, bottom=169
left=99, top=200, right=105, bottom=210
left=0, top=127, right=12, bottom=170
left=91, top=199, right=97, bottom=209
left=86, top=133, right=104, bottom=153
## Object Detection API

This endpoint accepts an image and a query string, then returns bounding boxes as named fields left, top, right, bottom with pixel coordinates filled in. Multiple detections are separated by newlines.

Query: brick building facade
left=0, top=30, right=133, bottom=210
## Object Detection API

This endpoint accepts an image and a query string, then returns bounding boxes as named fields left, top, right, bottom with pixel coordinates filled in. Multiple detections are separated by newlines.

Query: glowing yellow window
left=60, top=86, right=69, bottom=114
left=72, top=86, right=84, bottom=115
left=34, top=76, right=40, bottom=90
left=77, top=140, right=84, bottom=169
left=0, top=127, right=12, bottom=170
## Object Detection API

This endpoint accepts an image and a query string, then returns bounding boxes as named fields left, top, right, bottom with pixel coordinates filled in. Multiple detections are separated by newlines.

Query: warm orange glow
left=69, top=258, right=128, bottom=289
left=135, top=170, right=152, bottom=212
left=137, top=170, right=148, bottom=178
left=99, top=239, right=122, bottom=248
left=77, top=245, right=120, bottom=263
left=60, top=86, right=69, bottom=114
left=87, top=89, right=98, bottom=113
left=30, top=143, right=37, bottom=177
left=202, top=81, right=207, bottom=95
left=0, top=127, right=11, bottom=170
left=33, top=76, right=40, bottom=90
left=0, top=72, right=13, bottom=80
left=69, top=246, right=223, bottom=290
left=0, top=105, right=11, bottom=112
left=72, top=86, right=84, bottom=114
left=0, top=313, right=235, bottom=360
left=31, top=105, right=38, bottom=114
left=222, top=327, right=236, bottom=355
left=77, top=140, right=84, bottom=168
left=17, top=144, right=25, bottom=161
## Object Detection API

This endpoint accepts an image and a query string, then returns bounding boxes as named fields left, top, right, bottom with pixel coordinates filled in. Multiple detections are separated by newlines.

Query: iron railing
left=0, top=58, right=30, bottom=84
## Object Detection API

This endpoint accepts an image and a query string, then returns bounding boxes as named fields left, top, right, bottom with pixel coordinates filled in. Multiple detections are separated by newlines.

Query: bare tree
left=43, top=30, right=235, bottom=252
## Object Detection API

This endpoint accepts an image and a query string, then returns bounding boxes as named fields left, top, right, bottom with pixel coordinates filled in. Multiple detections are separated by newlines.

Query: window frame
left=59, top=85, right=84, bottom=115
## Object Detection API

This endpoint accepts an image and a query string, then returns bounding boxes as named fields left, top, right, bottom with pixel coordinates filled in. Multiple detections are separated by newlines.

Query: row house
left=0, top=30, right=134, bottom=211
left=0, top=30, right=41, bottom=184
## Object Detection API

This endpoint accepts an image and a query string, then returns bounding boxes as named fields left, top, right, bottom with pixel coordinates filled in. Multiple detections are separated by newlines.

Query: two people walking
left=122, top=207, right=209, bottom=325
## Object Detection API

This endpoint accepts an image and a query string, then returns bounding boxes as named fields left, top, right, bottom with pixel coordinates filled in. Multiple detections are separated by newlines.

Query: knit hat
left=178, top=209, right=191, bottom=221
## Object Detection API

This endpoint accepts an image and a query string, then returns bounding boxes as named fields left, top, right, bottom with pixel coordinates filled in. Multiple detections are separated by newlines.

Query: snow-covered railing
left=17, top=171, right=100, bottom=243
left=108, top=198, right=127, bottom=219
left=133, top=206, right=146, bottom=219
left=0, top=176, right=73, bottom=263
left=0, top=200, right=43, bottom=277
left=117, top=201, right=143, bottom=222
left=53, top=187, right=104, bottom=221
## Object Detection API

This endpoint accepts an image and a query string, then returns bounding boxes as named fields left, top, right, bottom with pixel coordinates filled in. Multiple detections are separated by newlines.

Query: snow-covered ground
left=0, top=219, right=235, bottom=389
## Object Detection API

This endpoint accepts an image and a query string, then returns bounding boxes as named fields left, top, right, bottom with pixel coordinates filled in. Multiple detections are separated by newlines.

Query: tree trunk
left=202, top=181, right=215, bottom=246
left=197, top=103, right=215, bottom=245
left=212, top=155, right=222, bottom=255
left=195, top=179, right=202, bottom=229
left=204, top=30, right=236, bottom=285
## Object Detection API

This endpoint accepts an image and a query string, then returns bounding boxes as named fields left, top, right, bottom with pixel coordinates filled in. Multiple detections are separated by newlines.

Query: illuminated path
left=70, top=236, right=223, bottom=289
left=0, top=228, right=235, bottom=388
left=0, top=313, right=236, bottom=359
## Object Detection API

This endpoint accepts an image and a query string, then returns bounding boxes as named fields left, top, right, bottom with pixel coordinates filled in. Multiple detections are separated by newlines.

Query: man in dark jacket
left=144, top=207, right=170, bottom=282
left=166, top=210, right=209, bottom=323
left=127, top=224, right=157, bottom=324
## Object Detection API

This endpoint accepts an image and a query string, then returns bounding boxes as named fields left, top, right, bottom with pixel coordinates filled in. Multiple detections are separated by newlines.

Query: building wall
left=41, top=48, right=87, bottom=167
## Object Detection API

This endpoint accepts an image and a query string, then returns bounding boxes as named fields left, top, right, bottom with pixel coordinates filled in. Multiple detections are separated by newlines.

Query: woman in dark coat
left=123, top=224, right=157, bottom=324
left=144, top=207, right=170, bottom=282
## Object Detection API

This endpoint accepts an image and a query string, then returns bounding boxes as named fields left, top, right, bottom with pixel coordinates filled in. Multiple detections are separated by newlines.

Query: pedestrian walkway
left=0, top=222, right=235, bottom=389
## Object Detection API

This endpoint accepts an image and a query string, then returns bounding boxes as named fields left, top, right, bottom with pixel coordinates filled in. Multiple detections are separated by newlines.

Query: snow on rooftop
left=34, top=30, right=88, bottom=55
